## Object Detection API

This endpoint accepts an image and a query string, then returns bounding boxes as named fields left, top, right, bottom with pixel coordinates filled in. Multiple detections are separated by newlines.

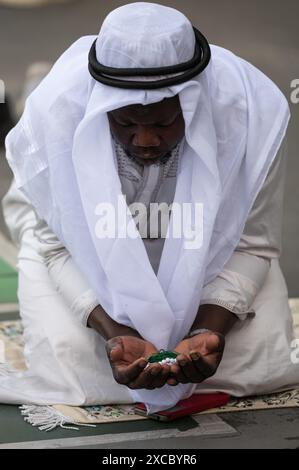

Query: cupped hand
left=167, top=332, right=225, bottom=386
left=106, top=336, right=171, bottom=390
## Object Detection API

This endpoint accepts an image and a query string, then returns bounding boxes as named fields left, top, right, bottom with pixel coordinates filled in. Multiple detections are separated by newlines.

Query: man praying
left=1, top=2, right=298, bottom=413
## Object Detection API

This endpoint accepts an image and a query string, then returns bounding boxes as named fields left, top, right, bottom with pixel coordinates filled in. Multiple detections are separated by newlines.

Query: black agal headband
left=88, top=27, right=211, bottom=90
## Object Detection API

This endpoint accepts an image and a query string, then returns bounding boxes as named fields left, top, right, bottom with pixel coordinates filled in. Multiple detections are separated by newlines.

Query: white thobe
left=0, top=136, right=298, bottom=405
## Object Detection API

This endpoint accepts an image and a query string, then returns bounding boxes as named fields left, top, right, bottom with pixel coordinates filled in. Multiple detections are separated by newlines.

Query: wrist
left=87, top=305, right=141, bottom=341
left=184, top=327, right=213, bottom=340
left=189, top=304, right=238, bottom=337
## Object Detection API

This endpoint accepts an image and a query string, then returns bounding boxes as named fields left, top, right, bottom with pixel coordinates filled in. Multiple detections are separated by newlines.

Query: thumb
left=202, top=333, right=224, bottom=355
left=106, top=337, right=124, bottom=362
left=109, top=345, right=123, bottom=362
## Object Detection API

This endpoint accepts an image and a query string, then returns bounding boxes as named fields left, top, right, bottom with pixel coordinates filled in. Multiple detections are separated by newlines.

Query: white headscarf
left=5, top=2, right=290, bottom=412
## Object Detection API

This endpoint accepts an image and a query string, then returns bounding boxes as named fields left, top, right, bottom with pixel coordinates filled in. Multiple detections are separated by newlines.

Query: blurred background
left=0, top=0, right=298, bottom=295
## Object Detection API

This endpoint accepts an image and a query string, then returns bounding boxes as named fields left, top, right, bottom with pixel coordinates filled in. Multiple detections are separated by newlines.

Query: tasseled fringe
left=20, top=405, right=97, bottom=432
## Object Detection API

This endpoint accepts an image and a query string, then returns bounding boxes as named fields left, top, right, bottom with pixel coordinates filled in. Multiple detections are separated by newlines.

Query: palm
left=168, top=332, right=225, bottom=385
left=176, top=333, right=223, bottom=364
left=106, top=336, right=171, bottom=389
left=109, top=336, right=157, bottom=367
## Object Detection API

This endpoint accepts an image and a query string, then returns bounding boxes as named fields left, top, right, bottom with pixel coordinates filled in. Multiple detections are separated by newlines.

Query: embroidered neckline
left=113, top=136, right=182, bottom=183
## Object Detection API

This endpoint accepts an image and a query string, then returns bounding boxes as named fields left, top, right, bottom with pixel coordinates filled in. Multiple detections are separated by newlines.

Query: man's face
left=107, top=95, right=185, bottom=165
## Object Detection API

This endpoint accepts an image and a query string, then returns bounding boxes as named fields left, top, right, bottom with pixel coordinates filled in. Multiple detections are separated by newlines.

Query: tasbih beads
left=146, top=349, right=178, bottom=367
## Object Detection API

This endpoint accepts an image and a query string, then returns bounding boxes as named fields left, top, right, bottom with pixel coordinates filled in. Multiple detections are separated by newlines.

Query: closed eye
left=110, top=114, right=134, bottom=127
left=156, top=112, right=182, bottom=127
left=110, top=111, right=182, bottom=128
left=156, top=121, right=175, bottom=128
left=115, top=120, right=134, bottom=127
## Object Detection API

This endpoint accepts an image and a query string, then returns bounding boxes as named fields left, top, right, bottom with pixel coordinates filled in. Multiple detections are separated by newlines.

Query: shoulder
left=209, top=44, right=289, bottom=112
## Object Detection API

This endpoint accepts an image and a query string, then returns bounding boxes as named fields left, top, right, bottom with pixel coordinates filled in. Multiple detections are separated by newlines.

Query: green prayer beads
left=147, top=349, right=178, bottom=364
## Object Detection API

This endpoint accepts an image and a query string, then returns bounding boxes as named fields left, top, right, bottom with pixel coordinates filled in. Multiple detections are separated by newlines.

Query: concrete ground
left=0, top=0, right=298, bottom=449
left=0, top=395, right=298, bottom=449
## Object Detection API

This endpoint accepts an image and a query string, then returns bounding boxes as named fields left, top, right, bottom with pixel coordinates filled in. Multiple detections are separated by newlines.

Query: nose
left=132, top=126, right=160, bottom=148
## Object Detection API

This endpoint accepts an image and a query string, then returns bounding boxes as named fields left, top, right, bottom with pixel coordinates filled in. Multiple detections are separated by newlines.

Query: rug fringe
left=20, top=405, right=97, bottom=432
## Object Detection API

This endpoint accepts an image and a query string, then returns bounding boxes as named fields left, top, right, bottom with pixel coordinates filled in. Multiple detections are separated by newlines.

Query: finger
left=176, top=354, right=196, bottom=382
left=167, top=377, right=178, bottom=386
left=140, top=364, right=163, bottom=389
left=177, top=354, right=204, bottom=383
left=146, top=365, right=166, bottom=389
left=105, top=337, right=123, bottom=362
left=190, top=351, right=216, bottom=378
left=115, top=357, right=147, bottom=385
left=109, top=344, right=124, bottom=362
left=202, top=333, right=224, bottom=355
left=149, top=364, right=170, bottom=389
left=127, top=363, right=163, bottom=389
left=169, top=361, right=189, bottom=384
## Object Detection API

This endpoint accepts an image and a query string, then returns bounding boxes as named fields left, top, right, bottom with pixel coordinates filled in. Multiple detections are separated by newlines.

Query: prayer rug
left=0, top=300, right=298, bottom=431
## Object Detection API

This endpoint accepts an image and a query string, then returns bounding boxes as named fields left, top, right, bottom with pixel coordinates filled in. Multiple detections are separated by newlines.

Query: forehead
left=111, top=95, right=181, bottom=121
